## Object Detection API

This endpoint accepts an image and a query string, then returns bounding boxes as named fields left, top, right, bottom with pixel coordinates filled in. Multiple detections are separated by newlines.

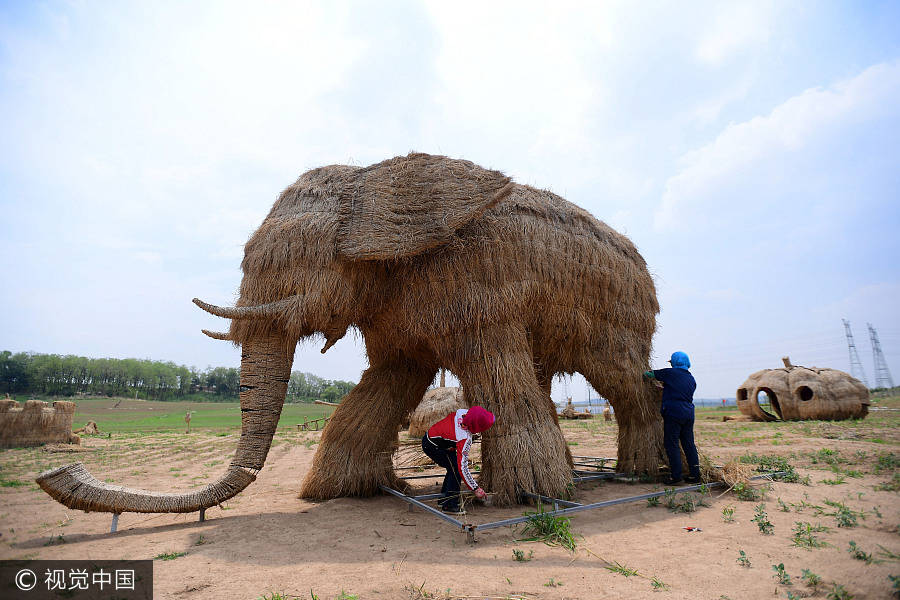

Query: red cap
left=462, top=406, right=495, bottom=433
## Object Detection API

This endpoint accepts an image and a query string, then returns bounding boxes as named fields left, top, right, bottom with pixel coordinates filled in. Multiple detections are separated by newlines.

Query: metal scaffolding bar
left=473, top=473, right=781, bottom=533
left=412, top=492, right=446, bottom=501
left=474, top=481, right=723, bottom=532
left=384, top=454, right=784, bottom=543
left=572, top=462, right=614, bottom=470
left=520, top=491, right=582, bottom=509
left=380, top=485, right=466, bottom=529
left=572, top=472, right=619, bottom=482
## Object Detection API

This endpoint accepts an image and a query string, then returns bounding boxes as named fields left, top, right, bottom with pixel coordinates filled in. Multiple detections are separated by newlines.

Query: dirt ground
left=1, top=405, right=898, bottom=600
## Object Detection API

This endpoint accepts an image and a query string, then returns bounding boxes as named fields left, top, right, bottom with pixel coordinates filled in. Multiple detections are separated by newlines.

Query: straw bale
left=42, top=443, right=92, bottom=453
left=73, top=421, right=99, bottom=435
left=0, top=400, right=79, bottom=448
left=736, top=361, right=869, bottom=421
left=408, top=387, right=467, bottom=437
left=559, top=399, right=593, bottom=420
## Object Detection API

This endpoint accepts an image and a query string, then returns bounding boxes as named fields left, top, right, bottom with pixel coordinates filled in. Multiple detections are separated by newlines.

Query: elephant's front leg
left=299, top=361, right=435, bottom=500
left=454, top=326, right=572, bottom=506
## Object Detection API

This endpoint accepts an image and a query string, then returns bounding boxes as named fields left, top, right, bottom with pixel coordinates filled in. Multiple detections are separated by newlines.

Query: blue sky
left=1, top=1, right=898, bottom=399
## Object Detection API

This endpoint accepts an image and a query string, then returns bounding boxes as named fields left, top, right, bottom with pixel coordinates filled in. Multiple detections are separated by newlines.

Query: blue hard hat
left=669, top=351, right=691, bottom=369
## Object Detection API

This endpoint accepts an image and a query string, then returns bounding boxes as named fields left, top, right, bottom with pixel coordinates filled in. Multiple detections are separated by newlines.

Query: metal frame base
left=382, top=457, right=783, bottom=543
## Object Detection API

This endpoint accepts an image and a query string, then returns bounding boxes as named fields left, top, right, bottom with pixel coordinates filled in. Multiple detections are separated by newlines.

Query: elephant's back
left=447, top=183, right=659, bottom=346
left=491, top=184, right=647, bottom=269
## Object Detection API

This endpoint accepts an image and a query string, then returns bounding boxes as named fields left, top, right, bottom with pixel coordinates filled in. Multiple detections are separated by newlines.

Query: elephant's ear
left=337, top=153, right=514, bottom=260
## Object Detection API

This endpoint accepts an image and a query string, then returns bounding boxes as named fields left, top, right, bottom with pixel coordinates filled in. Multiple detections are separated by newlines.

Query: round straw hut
left=736, top=358, right=869, bottom=421
left=408, top=387, right=467, bottom=437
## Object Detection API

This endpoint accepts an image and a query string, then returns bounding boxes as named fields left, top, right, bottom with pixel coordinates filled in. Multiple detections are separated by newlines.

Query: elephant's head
left=36, top=153, right=514, bottom=514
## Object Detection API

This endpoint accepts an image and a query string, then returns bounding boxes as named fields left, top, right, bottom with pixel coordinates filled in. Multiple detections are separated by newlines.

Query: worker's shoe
left=684, top=475, right=701, bottom=484
left=663, top=477, right=683, bottom=486
left=441, top=505, right=466, bottom=516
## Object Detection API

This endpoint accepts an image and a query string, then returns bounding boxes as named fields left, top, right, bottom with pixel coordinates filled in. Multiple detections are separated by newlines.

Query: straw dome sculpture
left=736, top=358, right=869, bottom=421
left=408, top=387, right=467, bottom=437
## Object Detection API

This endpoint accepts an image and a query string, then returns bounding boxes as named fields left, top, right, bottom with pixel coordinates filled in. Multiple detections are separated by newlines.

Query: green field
left=64, top=398, right=335, bottom=433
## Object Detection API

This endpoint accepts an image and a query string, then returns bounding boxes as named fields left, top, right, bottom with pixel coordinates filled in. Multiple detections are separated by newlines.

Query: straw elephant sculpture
left=37, top=153, right=662, bottom=512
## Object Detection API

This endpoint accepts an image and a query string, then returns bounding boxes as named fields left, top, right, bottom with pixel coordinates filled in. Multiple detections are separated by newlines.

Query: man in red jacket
left=421, top=405, right=495, bottom=515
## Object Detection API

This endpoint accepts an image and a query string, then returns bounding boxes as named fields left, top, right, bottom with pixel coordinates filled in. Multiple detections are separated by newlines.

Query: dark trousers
left=421, top=435, right=462, bottom=508
left=663, top=416, right=700, bottom=481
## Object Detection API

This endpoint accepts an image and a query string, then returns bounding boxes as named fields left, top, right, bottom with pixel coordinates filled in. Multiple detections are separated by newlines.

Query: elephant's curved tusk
left=320, top=334, right=342, bottom=354
left=192, top=296, right=301, bottom=320
left=202, top=329, right=233, bottom=341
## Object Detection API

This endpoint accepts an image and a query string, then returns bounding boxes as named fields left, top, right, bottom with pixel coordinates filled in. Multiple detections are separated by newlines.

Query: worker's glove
left=643, top=370, right=655, bottom=379
left=475, top=487, right=487, bottom=500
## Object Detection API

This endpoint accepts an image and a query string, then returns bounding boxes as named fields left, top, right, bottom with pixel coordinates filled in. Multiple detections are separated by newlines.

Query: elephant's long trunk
left=36, top=335, right=295, bottom=514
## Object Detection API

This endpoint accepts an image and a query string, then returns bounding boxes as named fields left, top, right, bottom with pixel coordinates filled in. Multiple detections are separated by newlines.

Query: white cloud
left=695, top=1, right=775, bottom=66
left=2, top=2, right=898, bottom=400
left=655, top=60, right=900, bottom=231
left=134, top=251, right=162, bottom=266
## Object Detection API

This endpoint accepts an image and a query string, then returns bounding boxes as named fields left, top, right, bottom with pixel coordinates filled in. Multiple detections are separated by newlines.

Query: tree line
left=0, top=350, right=355, bottom=403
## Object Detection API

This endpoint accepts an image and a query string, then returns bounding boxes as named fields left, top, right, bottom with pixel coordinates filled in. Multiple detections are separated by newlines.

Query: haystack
left=408, top=387, right=467, bottom=437
left=74, top=421, right=99, bottom=435
left=559, top=399, right=593, bottom=420
left=736, top=357, right=869, bottom=421
left=0, top=400, right=80, bottom=448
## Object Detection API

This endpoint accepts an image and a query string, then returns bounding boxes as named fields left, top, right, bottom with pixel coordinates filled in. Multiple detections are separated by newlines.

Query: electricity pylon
left=842, top=319, right=870, bottom=388
left=867, top=323, right=895, bottom=390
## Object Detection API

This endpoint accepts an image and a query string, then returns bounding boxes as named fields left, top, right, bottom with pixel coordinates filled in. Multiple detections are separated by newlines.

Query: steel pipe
left=520, top=491, right=582, bottom=508
left=380, top=485, right=466, bottom=529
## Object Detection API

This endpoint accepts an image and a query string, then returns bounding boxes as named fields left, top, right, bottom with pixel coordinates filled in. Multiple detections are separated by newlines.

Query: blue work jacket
left=652, top=367, right=696, bottom=420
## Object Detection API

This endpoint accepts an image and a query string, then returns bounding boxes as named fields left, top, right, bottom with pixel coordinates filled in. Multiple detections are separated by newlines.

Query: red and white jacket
left=426, top=409, right=479, bottom=490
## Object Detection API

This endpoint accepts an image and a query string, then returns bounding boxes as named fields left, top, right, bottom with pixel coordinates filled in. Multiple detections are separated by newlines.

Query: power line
left=843, top=319, right=870, bottom=387
left=868, top=323, right=895, bottom=389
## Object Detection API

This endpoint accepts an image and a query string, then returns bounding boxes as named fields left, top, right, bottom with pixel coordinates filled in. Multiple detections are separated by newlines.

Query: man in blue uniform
left=644, top=351, right=701, bottom=485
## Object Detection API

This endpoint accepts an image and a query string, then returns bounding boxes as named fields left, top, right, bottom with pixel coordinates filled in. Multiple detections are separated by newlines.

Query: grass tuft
left=517, top=504, right=579, bottom=552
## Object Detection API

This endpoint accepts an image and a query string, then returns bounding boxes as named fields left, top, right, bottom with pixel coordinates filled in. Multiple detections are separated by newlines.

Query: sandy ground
left=2, top=412, right=899, bottom=600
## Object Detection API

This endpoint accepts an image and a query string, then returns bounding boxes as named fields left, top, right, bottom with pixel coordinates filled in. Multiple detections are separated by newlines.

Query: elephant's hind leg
left=580, top=358, right=665, bottom=476
left=453, top=325, right=572, bottom=506
left=299, top=360, right=435, bottom=500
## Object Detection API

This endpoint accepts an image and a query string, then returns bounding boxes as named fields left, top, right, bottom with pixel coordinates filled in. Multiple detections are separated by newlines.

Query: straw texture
left=0, top=400, right=79, bottom=448
left=268, top=153, right=664, bottom=505
left=120, top=152, right=662, bottom=507
left=408, top=387, right=467, bottom=437
left=736, top=362, right=869, bottom=421
left=36, top=463, right=256, bottom=513
left=36, top=335, right=295, bottom=513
